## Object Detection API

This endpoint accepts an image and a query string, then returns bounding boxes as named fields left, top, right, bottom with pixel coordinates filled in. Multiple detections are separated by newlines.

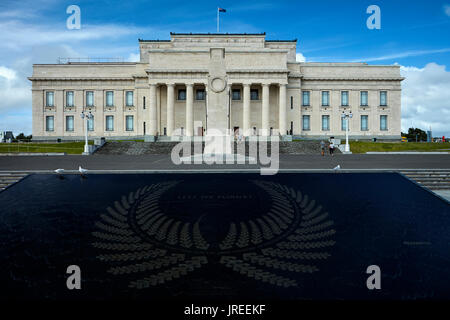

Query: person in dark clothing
left=329, top=141, right=335, bottom=156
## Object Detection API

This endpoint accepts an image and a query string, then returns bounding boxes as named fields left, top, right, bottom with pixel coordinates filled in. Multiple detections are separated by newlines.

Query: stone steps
left=400, top=170, right=450, bottom=190
left=0, top=173, right=28, bottom=191
left=94, top=140, right=336, bottom=155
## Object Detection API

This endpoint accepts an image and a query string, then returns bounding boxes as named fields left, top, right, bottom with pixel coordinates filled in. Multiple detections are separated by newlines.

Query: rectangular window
left=46, top=91, right=54, bottom=107
left=361, top=115, right=369, bottom=131
left=143, top=96, right=146, bottom=109
left=66, top=116, right=74, bottom=132
left=321, top=91, right=329, bottom=106
left=106, top=115, right=114, bottom=131
left=106, top=91, right=114, bottom=107
left=360, top=91, right=368, bottom=106
left=380, top=91, right=387, bottom=106
left=380, top=115, right=388, bottom=131
left=196, top=89, right=205, bottom=100
left=341, top=91, right=349, bottom=106
left=302, top=91, right=310, bottom=106
left=232, top=89, right=241, bottom=100
left=250, top=89, right=259, bottom=100
left=322, top=115, right=330, bottom=131
left=178, top=89, right=186, bottom=101
left=86, top=91, right=94, bottom=107
left=302, top=115, right=310, bottom=130
left=126, top=91, right=134, bottom=106
left=290, top=96, right=293, bottom=109
left=45, top=116, right=54, bottom=131
left=341, top=117, right=348, bottom=131
left=87, top=115, right=94, bottom=131
left=66, top=91, right=74, bottom=107
left=126, top=115, right=134, bottom=131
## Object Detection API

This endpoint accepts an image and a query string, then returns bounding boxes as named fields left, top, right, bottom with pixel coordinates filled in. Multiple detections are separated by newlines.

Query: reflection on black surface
left=0, top=173, right=449, bottom=300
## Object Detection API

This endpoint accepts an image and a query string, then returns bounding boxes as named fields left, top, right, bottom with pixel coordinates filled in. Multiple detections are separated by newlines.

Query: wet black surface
left=0, top=172, right=449, bottom=300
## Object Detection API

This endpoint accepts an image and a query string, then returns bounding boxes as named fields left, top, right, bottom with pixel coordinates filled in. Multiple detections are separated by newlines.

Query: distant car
left=401, top=136, right=407, bottom=142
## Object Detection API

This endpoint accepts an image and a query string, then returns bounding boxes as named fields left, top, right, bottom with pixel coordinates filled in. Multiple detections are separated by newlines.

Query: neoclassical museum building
left=29, top=32, right=403, bottom=141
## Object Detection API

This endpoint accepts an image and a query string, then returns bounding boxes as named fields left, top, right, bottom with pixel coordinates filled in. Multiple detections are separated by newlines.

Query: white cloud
left=127, top=52, right=140, bottom=62
left=0, top=8, right=152, bottom=135
left=351, top=48, right=450, bottom=63
left=0, top=66, right=17, bottom=80
left=444, top=5, right=450, bottom=17
left=0, top=20, right=146, bottom=51
left=296, top=53, right=306, bottom=62
left=401, top=63, right=450, bottom=137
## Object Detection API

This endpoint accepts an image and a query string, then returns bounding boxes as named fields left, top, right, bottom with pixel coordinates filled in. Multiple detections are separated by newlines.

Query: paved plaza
left=0, top=154, right=449, bottom=171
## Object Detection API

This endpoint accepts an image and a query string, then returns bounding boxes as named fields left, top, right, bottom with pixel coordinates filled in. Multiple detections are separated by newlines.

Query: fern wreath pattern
left=92, top=180, right=336, bottom=289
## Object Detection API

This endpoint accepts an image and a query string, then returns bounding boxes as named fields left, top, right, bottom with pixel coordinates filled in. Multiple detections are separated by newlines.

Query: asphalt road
left=0, top=154, right=449, bottom=171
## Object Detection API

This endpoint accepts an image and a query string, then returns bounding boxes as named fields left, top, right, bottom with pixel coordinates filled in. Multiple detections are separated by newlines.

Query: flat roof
left=170, top=32, right=266, bottom=36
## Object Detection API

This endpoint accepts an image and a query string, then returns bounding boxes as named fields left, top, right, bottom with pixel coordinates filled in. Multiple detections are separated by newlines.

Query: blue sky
left=0, top=0, right=450, bottom=136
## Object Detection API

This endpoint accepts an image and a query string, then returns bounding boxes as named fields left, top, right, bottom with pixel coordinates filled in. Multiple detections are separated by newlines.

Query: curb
left=366, top=152, right=450, bottom=155
left=0, top=153, right=67, bottom=156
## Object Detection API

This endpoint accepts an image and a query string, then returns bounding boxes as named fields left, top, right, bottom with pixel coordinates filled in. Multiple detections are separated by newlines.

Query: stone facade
left=29, top=32, right=403, bottom=141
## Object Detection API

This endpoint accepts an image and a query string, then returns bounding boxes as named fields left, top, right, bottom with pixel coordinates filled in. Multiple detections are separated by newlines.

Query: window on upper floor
left=360, top=91, right=368, bottom=106
left=106, top=91, right=114, bottom=107
left=126, top=91, right=134, bottom=106
left=196, top=89, right=205, bottom=100
left=86, top=91, right=94, bottom=107
left=178, top=89, right=186, bottom=101
left=380, top=91, right=387, bottom=106
left=341, top=91, right=349, bottom=106
left=250, top=89, right=259, bottom=100
left=302, top=91, right=310, bottom=106
left=66, top=91, right=74, bottom=107
left=232, top=89, right=241, bottom=100
left=321, top=91, right=329, bottom=106
left=46, top=91, right=54, bottom=107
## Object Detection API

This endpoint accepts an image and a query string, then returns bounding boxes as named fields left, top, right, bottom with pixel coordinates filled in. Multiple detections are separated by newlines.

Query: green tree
left=401, top=128, right=427, bottom=142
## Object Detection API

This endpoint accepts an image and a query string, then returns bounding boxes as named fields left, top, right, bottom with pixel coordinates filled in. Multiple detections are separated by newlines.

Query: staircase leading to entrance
left=94, top=140, right=337, bottom=155
left=400, top=170, right=450, bottom=190
left=0, top=173, right=28, bottom=192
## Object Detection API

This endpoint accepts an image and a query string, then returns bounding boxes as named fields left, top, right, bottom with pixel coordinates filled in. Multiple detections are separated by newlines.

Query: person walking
left=329, top=140, right=335, bottom=156
left=320, top=140, right=326, bottom=156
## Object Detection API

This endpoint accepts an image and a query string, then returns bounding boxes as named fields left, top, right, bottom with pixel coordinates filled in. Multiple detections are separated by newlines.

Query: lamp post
left=341, top=111, right=353, bottom=153
left=80, top=111, right=93, bottom=154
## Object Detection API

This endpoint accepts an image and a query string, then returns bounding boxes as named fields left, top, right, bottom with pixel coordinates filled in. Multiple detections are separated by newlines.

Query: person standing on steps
left=320, top=140, right=326, bottom=156
left=329, top=140, right=335, bottom=156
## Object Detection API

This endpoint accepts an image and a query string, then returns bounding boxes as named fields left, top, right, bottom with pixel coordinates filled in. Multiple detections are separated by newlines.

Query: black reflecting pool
left=0, top=172, right=449, bottom=300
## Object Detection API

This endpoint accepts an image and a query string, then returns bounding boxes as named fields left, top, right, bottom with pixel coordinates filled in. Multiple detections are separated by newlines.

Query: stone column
left=279, top=84, right=287, bottom=136
left=243, top=83, right=251, bottom=136
left=149, top=84, right=157, bottom=136
left=186, top=83, right=194, bottom=137
left=261, top=84, right=270, bottom=136
left=166, top=84, right=175, bottom=136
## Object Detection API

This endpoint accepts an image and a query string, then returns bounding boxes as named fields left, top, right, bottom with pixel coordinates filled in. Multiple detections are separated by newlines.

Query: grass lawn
left=0, top=141, right=93, bottom=154
left=349, top=141, right=450, bottom=154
